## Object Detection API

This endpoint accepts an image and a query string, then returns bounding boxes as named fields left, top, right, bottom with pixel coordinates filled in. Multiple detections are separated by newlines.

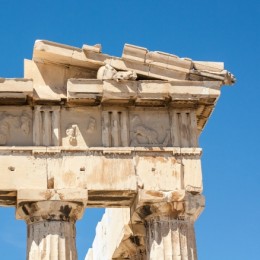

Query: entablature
left=0, top=78, right=33, bottom=105
left=67, top=79, right=221, bottom=105
left=0, top=40, right=235, bottom=137
left=0, top=40, right=234, bottom=213
left=33, top=40, right=235, bottom=84
left=0, top=147, right=202, bottom=207
left=0, top=105, right=202, bottom=147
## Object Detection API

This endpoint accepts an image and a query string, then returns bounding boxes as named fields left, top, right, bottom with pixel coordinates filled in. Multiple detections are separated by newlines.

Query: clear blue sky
left=0, top=0, right=259, bottom=259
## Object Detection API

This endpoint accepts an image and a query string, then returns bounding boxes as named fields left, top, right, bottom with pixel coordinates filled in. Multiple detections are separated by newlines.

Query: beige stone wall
left=0, top=40, right=234, bottom=260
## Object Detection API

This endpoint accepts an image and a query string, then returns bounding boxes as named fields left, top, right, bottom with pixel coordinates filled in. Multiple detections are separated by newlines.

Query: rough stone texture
left=86, top=191, right=204, bottom=260
left=17, top=200, right=84, bottom=260
left=0, top=39, right=234, bottom=259
left=85, top=208, right=133, bottom=260
left=146, top=218, right=197, bottom=260
left=27, top=221, right=77, bottom=260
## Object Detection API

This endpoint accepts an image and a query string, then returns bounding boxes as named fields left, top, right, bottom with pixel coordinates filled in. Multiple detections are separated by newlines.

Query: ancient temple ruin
left=0, top=40, right=235, bottom=259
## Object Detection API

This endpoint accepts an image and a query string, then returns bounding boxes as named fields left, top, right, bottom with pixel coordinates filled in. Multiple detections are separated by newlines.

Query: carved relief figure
left=162, top=131, right=171, bottom=146
left=97, top=64, right=117, bottom=80
left=134, top=125, right=158, bottom=145
left=130, top=115, right=171, bottom=146
left=65, top=116, right=98, bottom=147
left=113, top=70, right=137, bottom=81
left=130, top=115, right=158, bottom=145
left=66, top=124, right=78, bottom=146
left=0, top=112, right=31, bottom=145
left=21, top=114, right=31, bottom=135
left=86, top=117, right=96, bottom=134
left=97, top=64, right=137, bottom=81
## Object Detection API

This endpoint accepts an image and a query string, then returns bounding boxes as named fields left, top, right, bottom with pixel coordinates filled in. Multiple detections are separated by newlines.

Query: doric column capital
left=184, top=192, right=205, bottom=221
left=15, top=189, right=88, bottom=260
left=131, top=190, right=205, bottom=222
left=16, top=188, right=87, bottom=223
left=17, top=201, right=83, bottom=260
left=16, top=200, right=84, bottom=224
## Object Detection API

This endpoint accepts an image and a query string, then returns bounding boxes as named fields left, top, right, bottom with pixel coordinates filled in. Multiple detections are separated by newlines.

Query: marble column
left=17, top=201, right=84, bottom=260
left=134, top=192, right=204, bottom=260
left=146, top=216, right=197, bottom=260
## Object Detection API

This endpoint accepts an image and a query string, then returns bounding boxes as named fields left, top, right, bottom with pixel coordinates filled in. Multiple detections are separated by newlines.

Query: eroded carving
left=66, top=124, right=78, bottom=146
left=97, top=64, right=137, bottom=81
left=0, top=112, right=31, bottom=145
left=185, top=185, right=203, bottom=194
left=130, top=115, right=170, bottom=146
left=86, top=117, right=96, bottom=134
left=113, top=70, right=137, bottom=81
left=97, top=64, right=117, bottom=80
left=65, top=117, right=98, bottom=146
left=131, top=115, right=158, bottom=145
left=21, top=114, right=31, bottom=135
left=61, top=108, right=102, bottom=147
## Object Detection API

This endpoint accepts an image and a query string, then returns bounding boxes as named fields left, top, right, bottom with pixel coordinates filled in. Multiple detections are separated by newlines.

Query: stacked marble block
left=0, top=40, right=234, bottom=260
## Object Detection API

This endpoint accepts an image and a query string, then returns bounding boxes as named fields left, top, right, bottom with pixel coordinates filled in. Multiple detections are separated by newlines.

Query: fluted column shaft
left=133, top=191, right=205, bottom=260
left=27, top=220, right=77, bottom=260
left=17, top=200, right=84, bottom=260
left=146, top=216, right=197, bottom=260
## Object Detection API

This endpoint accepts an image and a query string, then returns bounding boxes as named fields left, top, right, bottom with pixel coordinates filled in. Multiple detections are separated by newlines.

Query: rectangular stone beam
left=67, top=79, right=221, bottom=104
left=0, top=147, right=202, bottom=207
left=33, top=40, right=233, bottom=83
left=67, top=79, right=221, bottom=132
left=0, top=78, right=33, bottom=104
left=33, top=40, right=108, bottom=70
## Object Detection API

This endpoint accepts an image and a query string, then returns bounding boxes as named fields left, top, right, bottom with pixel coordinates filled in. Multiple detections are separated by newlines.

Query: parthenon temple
left=0, top=40, right=235, bottom=259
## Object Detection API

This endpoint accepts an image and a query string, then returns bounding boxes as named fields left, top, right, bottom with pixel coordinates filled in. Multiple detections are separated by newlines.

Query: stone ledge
left=67, top=78, right=221, bottom=106
left=0, top=78, right=33, bottom=104
left=0, top=78, right=33, bottom=93
left=33, top=40, right=235, bottom=84
left=17, top=188, right=88, bottom=205
left=0, top=146, right=202, bottom=155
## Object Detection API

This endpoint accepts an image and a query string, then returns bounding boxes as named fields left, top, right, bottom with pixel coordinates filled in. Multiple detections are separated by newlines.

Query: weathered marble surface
left=0, top=39, right=234, bottom=260
left=17, top=200, right=85, bottom=260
